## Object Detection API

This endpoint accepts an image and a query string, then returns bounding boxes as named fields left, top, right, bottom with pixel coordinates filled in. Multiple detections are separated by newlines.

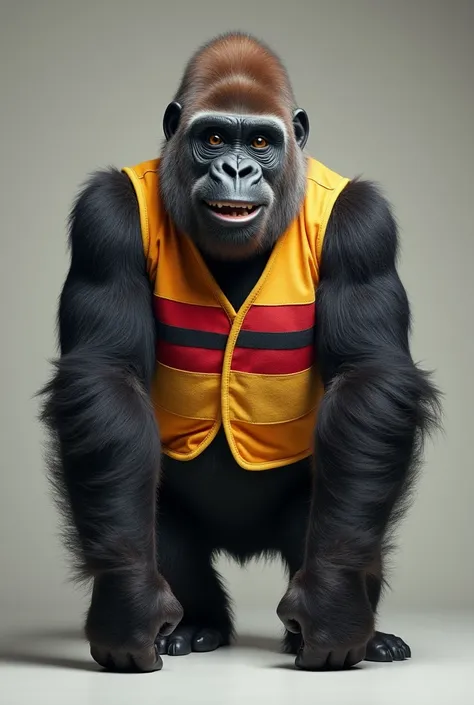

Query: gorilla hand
left=277, top=567, right=374, bottom=670
left=85, top=568, right=183, bottom=672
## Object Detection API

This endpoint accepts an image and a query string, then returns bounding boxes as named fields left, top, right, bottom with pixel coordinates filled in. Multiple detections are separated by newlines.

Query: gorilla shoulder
left=324, top=177, right=399, bottom=281
left=68, top=168, right=143, bottom=274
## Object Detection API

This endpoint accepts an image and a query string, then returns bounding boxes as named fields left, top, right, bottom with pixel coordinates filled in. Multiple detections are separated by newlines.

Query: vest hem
left=161, top=446, right=313, bottom=471
left=161, top=419, right=221, bottom=461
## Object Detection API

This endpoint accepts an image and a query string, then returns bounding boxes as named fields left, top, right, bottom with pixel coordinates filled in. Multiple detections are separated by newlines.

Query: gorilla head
left=159, top=32, right=309, bottom=260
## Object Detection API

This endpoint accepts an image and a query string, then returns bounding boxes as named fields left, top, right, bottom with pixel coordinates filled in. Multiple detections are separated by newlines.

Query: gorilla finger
left=111, top=652, right=133, bottom=671
left=159, top=621, right=179, bottom=637
left=345, top=646, right=366, bottom=667
left=285, top=619, right=302, bottom=634
left=159, top=608, right=183, bottom=637
left=276, top=600, right=302, bottom=634
left=276, top=610, right=301, bottom=634
left=131, top=645, right=163, bottom=672
left=90, top=645, right=112, bottom=670
left=327, top=649, right=347, bottom=669
left=295, top=646, right=328, bottom=670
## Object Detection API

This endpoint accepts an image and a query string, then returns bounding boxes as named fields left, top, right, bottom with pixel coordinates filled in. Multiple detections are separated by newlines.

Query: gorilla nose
left=210, top=157, right=262, bottom=187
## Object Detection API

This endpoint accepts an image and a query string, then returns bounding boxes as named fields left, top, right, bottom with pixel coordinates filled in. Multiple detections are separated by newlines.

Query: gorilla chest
left=151, top=231, right=321, bottom=471
left=203, top=249, right=271, bottom=312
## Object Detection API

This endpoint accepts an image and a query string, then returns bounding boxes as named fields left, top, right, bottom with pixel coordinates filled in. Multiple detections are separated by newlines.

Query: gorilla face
left=159, top=102, right=309, bottom=260
left=188, top=112, right=286, bottom=241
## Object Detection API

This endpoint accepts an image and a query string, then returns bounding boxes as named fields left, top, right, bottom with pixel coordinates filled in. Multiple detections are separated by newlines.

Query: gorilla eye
left=208, top=134, right=224, bottom=146
left=251, top=136, right=269, bottom=149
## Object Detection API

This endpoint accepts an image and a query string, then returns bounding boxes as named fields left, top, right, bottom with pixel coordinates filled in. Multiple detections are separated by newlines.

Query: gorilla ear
left=293, top=108, right=309, bottom=149
left=163, top=101, right=182, bottom=140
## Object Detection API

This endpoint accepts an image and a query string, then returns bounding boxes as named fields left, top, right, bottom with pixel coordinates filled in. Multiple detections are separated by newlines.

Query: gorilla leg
left=275, top=494, right=309, bottom=655
left=155, top=502, right=233, bottom=656
left=277, top=496, right=410, bottom=662
left=364, top=559, right=411, bottom=662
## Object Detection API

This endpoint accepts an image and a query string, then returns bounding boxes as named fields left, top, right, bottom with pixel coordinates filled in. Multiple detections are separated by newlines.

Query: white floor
left=1, top=611, right=473, bottom=705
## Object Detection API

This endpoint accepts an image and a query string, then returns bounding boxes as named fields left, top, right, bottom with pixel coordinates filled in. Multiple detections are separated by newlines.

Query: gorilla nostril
left=239, top=164, right=254, bottom=179
left=222, top=162, right=237, bottom=178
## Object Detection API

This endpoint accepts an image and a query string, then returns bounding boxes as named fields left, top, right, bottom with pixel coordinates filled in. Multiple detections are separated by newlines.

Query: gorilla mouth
left=204, top=200, right=262, bottom=222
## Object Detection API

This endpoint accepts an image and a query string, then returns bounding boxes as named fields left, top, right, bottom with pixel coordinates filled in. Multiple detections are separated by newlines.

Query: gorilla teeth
left=206, top=201, right=256, bottom=209
left=206, top=200, right=258, bottom=217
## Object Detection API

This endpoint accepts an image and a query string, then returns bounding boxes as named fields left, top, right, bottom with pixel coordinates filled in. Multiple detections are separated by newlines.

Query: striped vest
left=123, top=157, right=349, bottom=470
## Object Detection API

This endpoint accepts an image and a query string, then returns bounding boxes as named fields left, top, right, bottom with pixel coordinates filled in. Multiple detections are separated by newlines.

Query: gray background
left=0, top=0, right=473, bottom=633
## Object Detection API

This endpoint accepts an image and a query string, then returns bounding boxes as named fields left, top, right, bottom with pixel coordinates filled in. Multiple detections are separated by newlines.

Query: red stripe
left=154, top=297, right=230, bottom=334
left=157, top=341, right=223, bottom=374
left=231, top=346, right=314, bottom=374
left=241, top=304, right=315, bottom=333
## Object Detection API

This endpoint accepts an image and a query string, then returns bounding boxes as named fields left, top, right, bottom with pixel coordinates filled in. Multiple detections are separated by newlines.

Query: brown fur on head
left=159, top=32, right=309, bottom=260
left=175, top=32, right=297, bottom=123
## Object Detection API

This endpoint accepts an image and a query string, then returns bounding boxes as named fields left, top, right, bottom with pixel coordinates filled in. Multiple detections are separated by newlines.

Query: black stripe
left=157, top=322, right=227, bottom=350
left=236, top=327, right=315, bottom=350
left=157, top=321, right=315, bottom=351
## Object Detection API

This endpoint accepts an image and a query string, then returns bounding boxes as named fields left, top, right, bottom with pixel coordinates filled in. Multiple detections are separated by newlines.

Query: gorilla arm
left=277, top=179, right=440, bottom=670
left=40, top=170, right=182, bottom=672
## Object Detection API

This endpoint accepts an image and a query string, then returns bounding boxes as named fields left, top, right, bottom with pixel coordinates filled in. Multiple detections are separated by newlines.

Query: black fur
left=39, top=171, right=440, bottom=670
left=276, top=179, right=440, bottom=668
left=313, top=178, right=440, bottom=570
left=40, top=169, right=159, bottom=580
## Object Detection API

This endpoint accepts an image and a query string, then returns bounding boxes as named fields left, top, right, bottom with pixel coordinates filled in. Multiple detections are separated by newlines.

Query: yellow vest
left=122, top=157, right=349, bottom=470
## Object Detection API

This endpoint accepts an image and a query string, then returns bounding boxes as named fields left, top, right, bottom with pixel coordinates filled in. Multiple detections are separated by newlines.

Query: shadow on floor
left=0, top=650, right=98, bottom=672
left=4, top=626, right=84, bottom=641
left=0, top=627, right=285, bottom=671
left=0, top=626, right=97, bottom=672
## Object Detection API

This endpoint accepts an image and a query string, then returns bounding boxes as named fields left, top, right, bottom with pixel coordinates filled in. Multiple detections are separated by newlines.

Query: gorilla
left=40, top=32, right=440, bottom=672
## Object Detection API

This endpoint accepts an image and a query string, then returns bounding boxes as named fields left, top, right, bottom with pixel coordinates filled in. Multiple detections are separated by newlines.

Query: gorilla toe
left=156, top=625, right=224, bottom=656
left=192, top=628, right=222, bottom=652
left=365, top=631, right=411, bottom=662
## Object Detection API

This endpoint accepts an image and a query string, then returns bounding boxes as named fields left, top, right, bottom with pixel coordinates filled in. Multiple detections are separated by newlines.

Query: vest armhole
left=121, top=166, right=150, bottom=261
left=315, top=176, right=351, bottom=266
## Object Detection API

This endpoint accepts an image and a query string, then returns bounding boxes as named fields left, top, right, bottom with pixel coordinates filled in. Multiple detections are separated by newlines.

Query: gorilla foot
left=283, top=630, right=411, bottom=663
left=365, top=631, right=411, bottom=662
left=156, top=625, right=225, bottom=656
